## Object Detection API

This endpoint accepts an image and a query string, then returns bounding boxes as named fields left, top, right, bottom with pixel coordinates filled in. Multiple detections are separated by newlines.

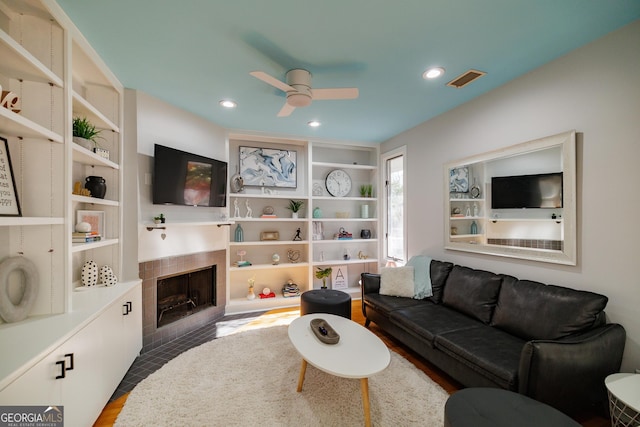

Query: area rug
left=115, top=325, right=449, bottom=426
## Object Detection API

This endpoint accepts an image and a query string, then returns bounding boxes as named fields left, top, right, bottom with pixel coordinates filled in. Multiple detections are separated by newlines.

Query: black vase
left=360, top=229, right=372, bottom=239
left=85, top=176, right=106, bottom=199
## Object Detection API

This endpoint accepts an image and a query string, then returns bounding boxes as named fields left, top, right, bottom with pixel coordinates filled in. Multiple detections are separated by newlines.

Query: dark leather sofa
left=361, top=260, right=626, bottom=415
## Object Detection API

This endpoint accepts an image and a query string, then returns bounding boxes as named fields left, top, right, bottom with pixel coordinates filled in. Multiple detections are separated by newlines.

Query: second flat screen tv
left=153, top=144, right=227, bottom=207
left=491, top=172, right=563, bottom=209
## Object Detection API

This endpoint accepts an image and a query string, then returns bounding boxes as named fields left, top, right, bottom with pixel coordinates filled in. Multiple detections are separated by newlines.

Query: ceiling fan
left=250, top=69, right=359, bottom=117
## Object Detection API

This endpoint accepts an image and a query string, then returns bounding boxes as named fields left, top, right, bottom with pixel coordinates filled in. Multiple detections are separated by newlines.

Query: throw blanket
left=407, top=255, right=433, bottom=299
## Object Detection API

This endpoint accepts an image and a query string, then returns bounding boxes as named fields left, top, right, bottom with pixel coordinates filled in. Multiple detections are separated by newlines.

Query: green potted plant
left=366, top=184, right=373, bottom=198
left=286, top=200, right=304, bottom=218
left=359, top=185, right=368, bottom=197
left=153, top=214, right=165, bottom=224
left=72, top=116, right=103, bottom=151
left=315, top=267, right=332, bottom=289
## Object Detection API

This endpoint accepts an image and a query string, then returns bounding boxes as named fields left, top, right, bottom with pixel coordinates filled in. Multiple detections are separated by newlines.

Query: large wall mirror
left=444, top=130, right=576, bottom=265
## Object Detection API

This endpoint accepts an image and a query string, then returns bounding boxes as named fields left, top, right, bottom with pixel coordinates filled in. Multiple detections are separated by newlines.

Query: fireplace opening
left=157, top=265, right=216, bottom=328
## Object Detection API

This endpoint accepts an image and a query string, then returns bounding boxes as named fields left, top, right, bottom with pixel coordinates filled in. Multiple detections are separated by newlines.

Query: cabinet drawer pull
left=127, top=301, right=132, bottom=312
left=55, top=360, right=65, bottom=379
left=65, top=353, right=74, bottom=371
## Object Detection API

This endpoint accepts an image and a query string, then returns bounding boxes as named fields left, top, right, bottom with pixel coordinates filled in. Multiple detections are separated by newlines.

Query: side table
left=605, top=373, right=640, bottom=426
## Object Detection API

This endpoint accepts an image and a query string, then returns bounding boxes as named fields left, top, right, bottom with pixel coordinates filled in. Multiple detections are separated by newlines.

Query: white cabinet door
left=0, top=349, right=64, bottom=405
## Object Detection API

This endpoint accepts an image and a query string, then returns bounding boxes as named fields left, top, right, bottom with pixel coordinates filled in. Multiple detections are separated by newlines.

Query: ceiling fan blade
left=250, top=71, right=295, bottom=93
left=312, top=87, right=359, bottom=100
left=277, top=102, right=296, bottom=117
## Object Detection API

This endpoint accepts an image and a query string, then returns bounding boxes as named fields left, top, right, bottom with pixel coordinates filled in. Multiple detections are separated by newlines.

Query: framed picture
left=0, top=136, right=21, bottom=216
left=449, top=166, right=469, bottom=193
left=76, top=210, right=105, bottom=236
left=331, top=265, right=349, bottom=290
left=239, top=146, right=297, bottom=188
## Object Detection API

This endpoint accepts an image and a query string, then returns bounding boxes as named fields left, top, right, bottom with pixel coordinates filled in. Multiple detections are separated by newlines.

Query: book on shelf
left=260, top=214, right=278, bottom=218
left=73, top=235, right=102, bottom=243
left=233, top=260, right=252, bottom=267
left=72, top=231, right=100, bottom=237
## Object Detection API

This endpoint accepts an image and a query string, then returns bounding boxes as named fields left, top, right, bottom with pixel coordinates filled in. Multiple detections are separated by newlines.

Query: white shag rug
left=115, top=325, right=448, bottom=427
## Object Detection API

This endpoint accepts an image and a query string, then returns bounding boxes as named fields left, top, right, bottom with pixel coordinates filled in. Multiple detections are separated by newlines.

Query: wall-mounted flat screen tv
left=153, top=144, right=227, bottom=207
left=491, top=172, right=563, bottom=209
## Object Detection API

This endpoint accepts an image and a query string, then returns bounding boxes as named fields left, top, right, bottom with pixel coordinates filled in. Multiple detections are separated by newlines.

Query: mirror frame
left=444, top=130, right=576, bottom=265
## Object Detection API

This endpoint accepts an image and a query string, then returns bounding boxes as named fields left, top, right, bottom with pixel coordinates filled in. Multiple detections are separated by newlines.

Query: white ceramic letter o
left=0, top=256, right=39, bottom=323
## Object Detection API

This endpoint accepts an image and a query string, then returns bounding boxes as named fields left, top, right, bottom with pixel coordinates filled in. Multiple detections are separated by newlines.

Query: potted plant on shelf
left=359, top=185, right=368, bottom=197
left=153, top=214, right=165, bottom=224
left=72, top=116, right=103, bottom=151
left=286, top=200, right=304, bottom=218
left=315, top=267, right=332, bottom=289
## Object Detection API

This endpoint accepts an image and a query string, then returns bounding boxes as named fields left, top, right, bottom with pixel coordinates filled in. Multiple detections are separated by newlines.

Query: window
left=382, top=147, right=406, bottom=264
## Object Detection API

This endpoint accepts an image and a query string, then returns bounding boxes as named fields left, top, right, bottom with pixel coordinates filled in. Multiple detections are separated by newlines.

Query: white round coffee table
left=605, top=373, right=640, bottom=426
left=288, top=313, right=390, bottom=427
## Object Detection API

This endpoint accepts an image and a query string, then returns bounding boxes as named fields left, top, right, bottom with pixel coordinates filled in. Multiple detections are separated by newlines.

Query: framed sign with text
left=0, top=136, right=21, bottom=216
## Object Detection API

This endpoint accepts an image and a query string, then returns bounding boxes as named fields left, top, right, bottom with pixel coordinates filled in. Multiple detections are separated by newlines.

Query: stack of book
left=260, top=214, right=277, bottom=218
left=72, top=232, right=101, bottom=243
left=233, top=260, right=252, bottom=267
left=282, top=283, right=301, bottom=298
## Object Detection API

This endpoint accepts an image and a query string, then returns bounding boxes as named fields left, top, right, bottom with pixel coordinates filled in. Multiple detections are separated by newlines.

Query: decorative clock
left=325, top=169, right=352, bottom=197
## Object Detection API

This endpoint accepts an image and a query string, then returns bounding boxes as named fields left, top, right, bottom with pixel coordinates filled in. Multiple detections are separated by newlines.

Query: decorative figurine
left=233, top=199, right=240, bottom=218
left=293, top=227, right=302, bottom=241
left=272, top=253, right=280, bottom=265
left=245, top=199, right=253, bottom=218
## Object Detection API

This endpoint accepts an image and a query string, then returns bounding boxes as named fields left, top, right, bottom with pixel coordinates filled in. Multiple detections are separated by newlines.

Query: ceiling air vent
left=446, top=69, right=486, bottom=88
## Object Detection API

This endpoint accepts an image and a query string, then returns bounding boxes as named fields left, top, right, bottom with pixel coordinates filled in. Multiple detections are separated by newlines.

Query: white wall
left=126, top=90, right=230, bottom=262
left=382, top=21, right=640, bottom=371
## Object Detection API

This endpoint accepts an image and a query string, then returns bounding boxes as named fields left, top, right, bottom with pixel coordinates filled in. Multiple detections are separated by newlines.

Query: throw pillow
left=380, top=266, right=415, bottom=298
left=406, top=255, right=433, bottom=299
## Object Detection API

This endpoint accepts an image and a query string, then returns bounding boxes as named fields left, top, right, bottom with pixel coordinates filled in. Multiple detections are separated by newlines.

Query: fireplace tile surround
left=139, top=250, right=226, bottom=353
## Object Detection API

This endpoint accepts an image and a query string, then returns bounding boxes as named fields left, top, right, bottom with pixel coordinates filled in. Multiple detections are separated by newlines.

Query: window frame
left=381, top=146, right=407, bottom=265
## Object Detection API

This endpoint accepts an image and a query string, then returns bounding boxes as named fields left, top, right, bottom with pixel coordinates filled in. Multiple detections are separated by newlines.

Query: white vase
left=361, top=204, right=369, bottom=219
left=291, top=212, right=299, bottom=219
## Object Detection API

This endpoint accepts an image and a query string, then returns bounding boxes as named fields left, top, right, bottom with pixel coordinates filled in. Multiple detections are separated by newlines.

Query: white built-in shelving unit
left=0, top=1, right=141, bottom=424
left=226, top=137, right=379, bottom=314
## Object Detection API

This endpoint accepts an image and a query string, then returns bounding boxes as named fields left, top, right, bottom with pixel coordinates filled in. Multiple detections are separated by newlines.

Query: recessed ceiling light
left=423, top=67, right=445, bottom=80
left=308, top=120, right=321, bottom=127
left=219, top=99, right=237, bottom=108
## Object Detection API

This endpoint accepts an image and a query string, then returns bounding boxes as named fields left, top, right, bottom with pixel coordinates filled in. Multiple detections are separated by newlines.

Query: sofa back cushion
left=441, top=265, right=503, bottom=324
left=428, top=260, right=454, bottom=303
left=491, top=279, right=608, bottom=340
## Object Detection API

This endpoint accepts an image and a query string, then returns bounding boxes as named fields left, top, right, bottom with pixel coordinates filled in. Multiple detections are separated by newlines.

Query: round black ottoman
left=444, top=388, right=580, bottom=427
left=300, top=289, right=351, bottom=319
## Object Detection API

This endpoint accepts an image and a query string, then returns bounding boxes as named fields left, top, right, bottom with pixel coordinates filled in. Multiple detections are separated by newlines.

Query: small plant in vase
left=286, top=200, right=304, bottom=218
left=366, top=184, right=373, bottom=198
left=359, top=185, right=368, bottom=197
left=315, top=267, right=332, bottom=289
left=153, top=214, right=165, bottom=224
left=72, top=116, right=103, bottom=151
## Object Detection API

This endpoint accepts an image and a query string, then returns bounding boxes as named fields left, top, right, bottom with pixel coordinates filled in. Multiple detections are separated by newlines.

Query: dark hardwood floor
left=94, top=300, right=610, bottom=426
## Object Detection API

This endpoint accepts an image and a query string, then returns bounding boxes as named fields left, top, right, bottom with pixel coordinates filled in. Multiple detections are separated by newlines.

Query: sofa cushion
left=389, top=303, right=480, bottom=347
left=428, top=260, right=454, bottom=304
left=491, top=280, right=608, bottom=340
left=435, top=326, right=526, bottom=390
left=363, top=293, right=426, bottom=317
left=441, top=266, right=502, bottom=324
left=380, top=266, right=415, bottom=298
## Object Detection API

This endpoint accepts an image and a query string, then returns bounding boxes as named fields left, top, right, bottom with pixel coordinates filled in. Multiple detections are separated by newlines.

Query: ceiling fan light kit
left=250, top=68, right=358, bottom=117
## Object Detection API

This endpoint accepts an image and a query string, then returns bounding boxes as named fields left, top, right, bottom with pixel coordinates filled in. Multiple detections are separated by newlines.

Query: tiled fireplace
left=139, top=250, right=226, bottom=353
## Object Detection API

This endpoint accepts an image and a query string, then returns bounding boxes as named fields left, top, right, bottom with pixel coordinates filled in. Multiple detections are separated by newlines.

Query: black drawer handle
left=65, top=353, right=74, bottom=371
left=55, top=360, right=65, bottom=379
left=127, top=301, right=132, bottom=312
left=123, top=303, right=129, bottom=315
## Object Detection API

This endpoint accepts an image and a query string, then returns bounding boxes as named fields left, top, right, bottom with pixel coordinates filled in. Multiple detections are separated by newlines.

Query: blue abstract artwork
left=449, top=166, right=469, bottom=193
left=239, top=146, right=297, bottom=188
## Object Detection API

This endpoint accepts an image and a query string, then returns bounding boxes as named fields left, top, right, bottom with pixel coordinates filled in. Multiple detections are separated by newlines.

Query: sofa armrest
left=361, top=273, right=381, bottom=295
left=518, top=323, right=626, bottom=415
